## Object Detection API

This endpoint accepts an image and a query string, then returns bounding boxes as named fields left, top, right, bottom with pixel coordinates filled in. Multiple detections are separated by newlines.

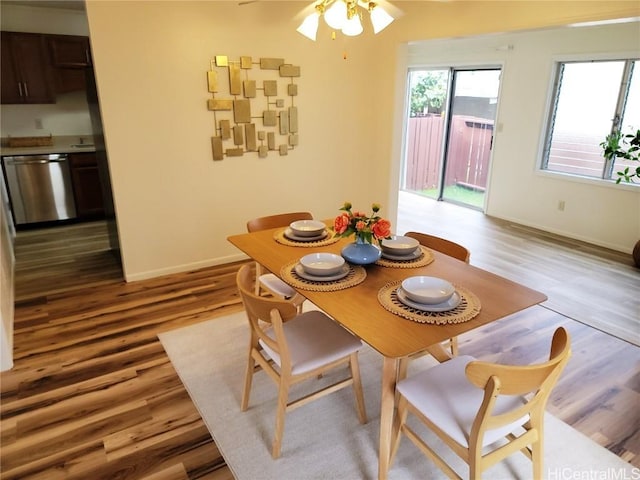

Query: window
left=542, top=59, right=639, bottom=181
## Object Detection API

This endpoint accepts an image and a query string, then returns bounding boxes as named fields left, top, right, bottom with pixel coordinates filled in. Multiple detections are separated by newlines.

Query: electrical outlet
left=35, top=118, right=43, bottom=129
left=558, top=200, right=565, bottom=211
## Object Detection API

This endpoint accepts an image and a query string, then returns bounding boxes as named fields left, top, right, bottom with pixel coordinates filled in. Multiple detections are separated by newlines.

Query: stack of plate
left=380, top=236, right=422, bottom=261
left=396, top=276, right=461, bottom=312
left=284, top=220, right=328, bottom=242
left=295, top=253, right=349, bottom=282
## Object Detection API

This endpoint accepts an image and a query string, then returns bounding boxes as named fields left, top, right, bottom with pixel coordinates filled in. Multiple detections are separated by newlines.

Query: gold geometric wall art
left=207, top=55, right=300, bottom=161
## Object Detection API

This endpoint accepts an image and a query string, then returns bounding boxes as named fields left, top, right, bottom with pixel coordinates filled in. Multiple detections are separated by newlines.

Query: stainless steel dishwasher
left=2, top=154, right=77, bottom=225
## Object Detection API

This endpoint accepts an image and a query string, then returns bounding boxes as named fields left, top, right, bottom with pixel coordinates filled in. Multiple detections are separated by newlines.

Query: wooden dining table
left=227, top=224, right=547, bottom=480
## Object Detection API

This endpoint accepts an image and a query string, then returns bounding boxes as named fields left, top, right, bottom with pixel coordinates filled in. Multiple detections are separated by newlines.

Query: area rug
left=159, top=311, right=635, bottom=480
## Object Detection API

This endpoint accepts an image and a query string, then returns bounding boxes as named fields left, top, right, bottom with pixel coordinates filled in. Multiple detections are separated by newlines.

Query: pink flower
left=355, top=220, right=366, bottom=232
left=372, top=219, right=392, bottom=239
left=334, top=213, right=351, bottom=234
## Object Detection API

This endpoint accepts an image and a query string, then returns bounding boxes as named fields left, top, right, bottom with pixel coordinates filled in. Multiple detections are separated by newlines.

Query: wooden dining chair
left=388, top=327, right=571, bottom=480
left=246, top=211, right=313, bottom=312
left=236, top=264, right=368, bottom=458
left=404, top=231, right=470, bottom=357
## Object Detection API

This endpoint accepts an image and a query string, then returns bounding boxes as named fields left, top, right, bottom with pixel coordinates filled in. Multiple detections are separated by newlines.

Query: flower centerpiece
left=332, top=202, right=392, bottom=264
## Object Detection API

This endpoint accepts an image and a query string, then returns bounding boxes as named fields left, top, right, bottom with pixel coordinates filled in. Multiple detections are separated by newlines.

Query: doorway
left=402, top=67, right=501, bottom=210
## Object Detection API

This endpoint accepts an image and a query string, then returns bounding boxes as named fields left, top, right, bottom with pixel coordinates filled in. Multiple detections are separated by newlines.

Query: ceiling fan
left=294, top=0, right=403, bottom=41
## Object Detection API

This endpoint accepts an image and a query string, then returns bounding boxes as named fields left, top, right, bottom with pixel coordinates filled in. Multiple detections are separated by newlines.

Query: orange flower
left=334, top=213, right=351, bottom=234
left=372, top=219, right=392, bottom=240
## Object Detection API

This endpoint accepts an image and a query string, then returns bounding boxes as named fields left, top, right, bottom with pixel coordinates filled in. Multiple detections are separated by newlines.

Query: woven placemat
left=274, top=229, right=341, bottom=247
left=375, top=246, right=435, bottom=268
left=377, top=281, right=481, bottom=325
left=280, top=259, right=366, bottom=291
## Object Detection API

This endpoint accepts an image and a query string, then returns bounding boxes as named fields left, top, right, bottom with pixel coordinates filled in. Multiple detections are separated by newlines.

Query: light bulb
left=369, top=5, right=394, bottom=34
left=324, top=1, right=347, bottom=30
left=297, top=12, right=320, bottom=41
left=341, top=14, right=363, bottom=36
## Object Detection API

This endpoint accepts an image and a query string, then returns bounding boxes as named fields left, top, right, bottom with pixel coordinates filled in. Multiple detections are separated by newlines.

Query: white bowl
left=289, top=220, right=326, bottom=237
left=300, top=253, right=345, bottom=276
left=401, top=276, right=455, bottom=304
left=381, top=235, right=420, bottom=255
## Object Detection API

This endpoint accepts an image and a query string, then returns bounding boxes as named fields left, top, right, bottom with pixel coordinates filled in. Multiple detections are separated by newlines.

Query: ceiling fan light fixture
left=296, top=0, right=398, bottom=40
left=297, top=11, right=320, bottom=41
left=369, top=3, right=394, bottom=34
left=342, top=14, right=363, bottom=36
left=324, top=0, right=347, bottom=30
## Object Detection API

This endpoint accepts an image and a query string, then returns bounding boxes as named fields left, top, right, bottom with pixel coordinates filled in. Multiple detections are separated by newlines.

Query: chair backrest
left=236, top=264, right=298, bottom=365
left=247, top=211, right=313, bottom=233
left=465, top=327, right=571, bottom=441
left=246, top=211, right=314, bottom=295
left=404, top=231, right=470, bottom=263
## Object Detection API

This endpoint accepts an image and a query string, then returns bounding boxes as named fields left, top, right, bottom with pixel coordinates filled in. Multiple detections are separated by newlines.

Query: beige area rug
left=159, top=311, right=635, bottom=480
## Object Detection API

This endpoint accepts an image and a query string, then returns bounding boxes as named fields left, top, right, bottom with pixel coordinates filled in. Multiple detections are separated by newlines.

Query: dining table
left=227, top=222, right=547, bottom=480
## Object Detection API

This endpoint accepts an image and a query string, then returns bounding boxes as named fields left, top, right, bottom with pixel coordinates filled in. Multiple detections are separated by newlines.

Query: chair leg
left=532, top=429, right=543, bottom=479
left=272, top=376, right=290, bottom=458
left=349, top=352, right=367, bottom=424
left=241, top=348, right=255, bottom=411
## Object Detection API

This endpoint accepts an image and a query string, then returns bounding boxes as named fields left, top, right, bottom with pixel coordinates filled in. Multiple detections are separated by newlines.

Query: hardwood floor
left=1, top=214, right=638, bottom=479
left=397, top=190, right=640, bottom=346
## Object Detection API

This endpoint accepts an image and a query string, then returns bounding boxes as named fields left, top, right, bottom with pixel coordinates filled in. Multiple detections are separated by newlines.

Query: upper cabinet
left=48, top=34, right=92, bottom=68
left=1, top=32, right=55, bottom=104
left=1, top=32, right=92, bottom=103
left=47, top=34, right=92, bottom=94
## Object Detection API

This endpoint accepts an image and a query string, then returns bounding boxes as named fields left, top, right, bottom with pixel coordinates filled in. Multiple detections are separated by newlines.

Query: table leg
left=425, top=342, right=452, bottom=363
left=378, top=356, right=398, bottom=480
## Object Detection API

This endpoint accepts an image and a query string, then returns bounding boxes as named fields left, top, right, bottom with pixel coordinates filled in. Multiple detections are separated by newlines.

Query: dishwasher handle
left=4, top=154, right=68, bottom=165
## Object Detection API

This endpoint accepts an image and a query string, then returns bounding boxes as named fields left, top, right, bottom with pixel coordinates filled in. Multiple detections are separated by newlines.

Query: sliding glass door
left=403, top=67, right=501, bottom=210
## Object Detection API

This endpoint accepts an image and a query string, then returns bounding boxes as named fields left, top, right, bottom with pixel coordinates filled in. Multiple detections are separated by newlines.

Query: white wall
left=81, top=1, right=640, bottom=279
left=401, top=23, right=640, bottom=253
left=86, top=1, right=384, bottom=280
left=1, top=178, right=15, bottom=371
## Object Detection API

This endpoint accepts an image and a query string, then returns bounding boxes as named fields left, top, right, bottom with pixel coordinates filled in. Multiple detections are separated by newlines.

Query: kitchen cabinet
left=47, top=34, right=91, bottom=94
left=48, top=34, right=91, bottom=67
left=69, top=152, right=105, bottom=218
left=1, top=32, right=55, bottom=104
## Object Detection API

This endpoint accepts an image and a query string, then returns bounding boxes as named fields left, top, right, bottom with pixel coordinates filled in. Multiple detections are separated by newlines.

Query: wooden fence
left=406, top=116, right=616, bottom=188
left=405, top=114, right=493, bottom=192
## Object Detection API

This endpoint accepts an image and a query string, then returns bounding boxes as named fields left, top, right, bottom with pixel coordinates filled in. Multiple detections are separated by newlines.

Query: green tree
left=410, top=71, right=447, bottom=117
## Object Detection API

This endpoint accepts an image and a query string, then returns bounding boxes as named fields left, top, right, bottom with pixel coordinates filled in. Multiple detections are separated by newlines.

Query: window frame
left=540, top=56, right=639, bottom=184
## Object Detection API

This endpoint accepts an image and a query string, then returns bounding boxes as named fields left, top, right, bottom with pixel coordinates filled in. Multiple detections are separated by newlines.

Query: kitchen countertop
left=0, top=135, right=96, bottom=156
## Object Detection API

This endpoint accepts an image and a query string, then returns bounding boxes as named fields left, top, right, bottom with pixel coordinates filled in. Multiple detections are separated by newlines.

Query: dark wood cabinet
left=48, top=34, right=91, bottom=67
left=47, top=34, right=91, bottom=94
left=52, top=66, right=87, bottom=94
left=1, top=31, right=55, bottom=104
left=69, top=152, right=105, bottom=218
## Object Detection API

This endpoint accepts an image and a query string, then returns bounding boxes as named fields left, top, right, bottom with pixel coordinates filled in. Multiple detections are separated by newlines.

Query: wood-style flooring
left=1, top=207, right=639, bottom=479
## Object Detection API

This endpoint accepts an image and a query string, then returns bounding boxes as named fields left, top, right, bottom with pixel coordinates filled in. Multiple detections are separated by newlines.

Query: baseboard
left=124, top=252, right=248, bottom=282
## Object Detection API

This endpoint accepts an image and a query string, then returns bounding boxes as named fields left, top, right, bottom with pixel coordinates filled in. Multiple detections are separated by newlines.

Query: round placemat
left=280, top=259, right=366, bottom=291
left=274, top=229, right=341, bottom=247
left=375, top=246, right=435, bottom=268
left=377, top=280, right=481, bottom=325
